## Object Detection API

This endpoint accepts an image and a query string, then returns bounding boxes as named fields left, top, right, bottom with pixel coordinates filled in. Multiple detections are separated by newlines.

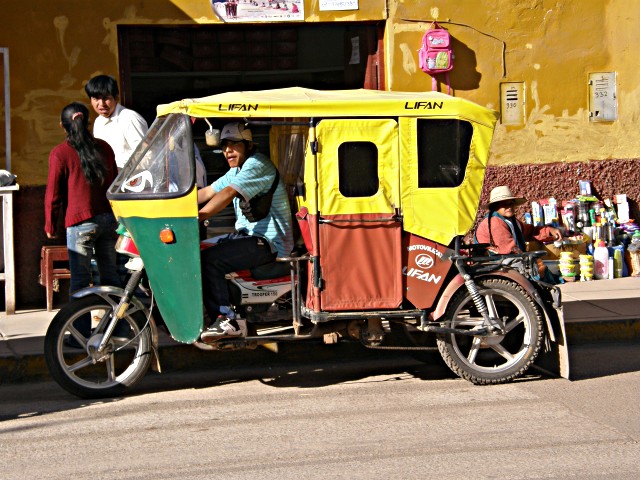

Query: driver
left=197, top=122, right=293, bottom=341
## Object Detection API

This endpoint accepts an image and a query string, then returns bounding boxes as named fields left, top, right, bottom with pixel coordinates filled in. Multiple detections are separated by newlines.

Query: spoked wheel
left=436, top=278, right=544, bottom=385
left=44, top=294, right=153, bottom=398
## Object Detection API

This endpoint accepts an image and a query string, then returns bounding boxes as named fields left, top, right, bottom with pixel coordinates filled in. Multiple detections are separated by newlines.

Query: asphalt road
left=1, top=343, right=639, bottom=479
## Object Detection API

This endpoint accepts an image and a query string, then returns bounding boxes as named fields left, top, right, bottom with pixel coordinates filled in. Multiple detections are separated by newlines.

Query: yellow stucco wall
left=0, top=1, right=194, bottom=185
left=1, top=0, right=638, bottom=186
left=386, top=0, right=640, bottom=167
left=0, top=0, right=387, bottom=185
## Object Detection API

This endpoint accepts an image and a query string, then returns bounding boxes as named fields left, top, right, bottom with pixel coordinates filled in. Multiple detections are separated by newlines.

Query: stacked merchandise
left=628, top=231, right=640, bottom=277
left=578, top=254, right=594, bottom=281
left=558, top=251, right=577, bottom=282
left=524, top=180, right=639, bottom=281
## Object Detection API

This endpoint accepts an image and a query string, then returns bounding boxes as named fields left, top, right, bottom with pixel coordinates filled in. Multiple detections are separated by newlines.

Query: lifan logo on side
left=415, top=254, right=434, bottom=269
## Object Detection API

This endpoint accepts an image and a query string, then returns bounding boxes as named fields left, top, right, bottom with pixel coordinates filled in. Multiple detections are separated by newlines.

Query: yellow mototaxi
left=45, top=87, right=563, bottom=398
left=144, top=87, right=497, bottom=323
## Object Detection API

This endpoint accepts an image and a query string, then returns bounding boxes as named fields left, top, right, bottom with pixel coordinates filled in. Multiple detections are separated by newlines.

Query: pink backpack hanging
left=418, top=22, right=454, bottom=93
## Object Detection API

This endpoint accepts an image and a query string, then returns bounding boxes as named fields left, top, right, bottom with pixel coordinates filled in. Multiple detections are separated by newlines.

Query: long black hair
left=60, top=102, right=107, bottom=185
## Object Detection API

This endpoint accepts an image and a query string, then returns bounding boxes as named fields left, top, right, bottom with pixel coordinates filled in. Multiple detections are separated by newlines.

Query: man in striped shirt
left=198, top=122, right=293, bottom=339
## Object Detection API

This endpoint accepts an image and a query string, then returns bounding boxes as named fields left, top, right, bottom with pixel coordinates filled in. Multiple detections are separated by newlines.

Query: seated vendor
left=476, top=185, right=563, bottom=254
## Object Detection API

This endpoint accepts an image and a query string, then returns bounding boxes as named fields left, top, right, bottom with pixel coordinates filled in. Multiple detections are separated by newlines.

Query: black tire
left=436, top=278, right=544, bottom=385
left=44, top=294, right=153, bottom=398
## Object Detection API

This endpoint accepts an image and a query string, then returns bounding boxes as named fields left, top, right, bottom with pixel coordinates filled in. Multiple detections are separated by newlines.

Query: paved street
left=1, top=344, right=639, bottom=479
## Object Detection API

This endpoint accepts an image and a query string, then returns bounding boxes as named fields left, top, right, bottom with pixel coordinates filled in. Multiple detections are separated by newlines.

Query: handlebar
left=451, top=236, right=549, bottom=281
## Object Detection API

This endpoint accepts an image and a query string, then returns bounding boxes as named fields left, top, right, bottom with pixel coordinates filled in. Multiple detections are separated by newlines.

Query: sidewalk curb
left=564, top=319, right=640, bottom=344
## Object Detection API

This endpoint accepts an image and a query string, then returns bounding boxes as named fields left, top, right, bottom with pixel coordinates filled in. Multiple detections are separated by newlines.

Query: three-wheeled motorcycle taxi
left=45, top=87, right=562, bottom=398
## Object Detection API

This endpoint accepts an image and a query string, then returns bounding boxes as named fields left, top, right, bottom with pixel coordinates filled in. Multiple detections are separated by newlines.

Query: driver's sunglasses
left=221, top=139, right=244, bottom=149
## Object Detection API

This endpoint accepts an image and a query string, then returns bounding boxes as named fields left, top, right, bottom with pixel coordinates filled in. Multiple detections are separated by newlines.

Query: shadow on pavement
left=135, top=346, right=456, bottom=394
left=2, top=340, right=638, bottom=422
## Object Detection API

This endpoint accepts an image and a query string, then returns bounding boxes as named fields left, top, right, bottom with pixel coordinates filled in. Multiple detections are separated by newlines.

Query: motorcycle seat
left=250, top=260, right=290, bottom=280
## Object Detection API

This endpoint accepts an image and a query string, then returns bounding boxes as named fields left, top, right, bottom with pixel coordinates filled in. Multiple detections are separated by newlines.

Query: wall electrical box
left=500, top=82, right=525, bottom=126
left=588, top=72, right=617, bottom=122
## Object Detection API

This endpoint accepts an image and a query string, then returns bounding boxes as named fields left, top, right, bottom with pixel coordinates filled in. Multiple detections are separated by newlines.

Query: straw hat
left=481, top=185, right=527, bottom=209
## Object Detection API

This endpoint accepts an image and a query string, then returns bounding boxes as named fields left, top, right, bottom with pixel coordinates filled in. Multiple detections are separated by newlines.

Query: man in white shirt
left=84, top=75, right=148, bottom=169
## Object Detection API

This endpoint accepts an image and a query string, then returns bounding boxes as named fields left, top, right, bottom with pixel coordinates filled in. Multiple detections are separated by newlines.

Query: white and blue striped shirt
left=212, top=152, right=294, bottom=257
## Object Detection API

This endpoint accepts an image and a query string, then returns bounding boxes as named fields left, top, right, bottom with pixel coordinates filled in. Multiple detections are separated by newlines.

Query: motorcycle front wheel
left=436, top=278, right=544, bottom=385
left=45, top=294, right=153, bottom=398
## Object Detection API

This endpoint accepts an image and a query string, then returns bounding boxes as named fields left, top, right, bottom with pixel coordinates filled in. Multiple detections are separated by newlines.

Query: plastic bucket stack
left=579, top=254, right=594, bottom=281
left=559, top=251, right=577, bottom=282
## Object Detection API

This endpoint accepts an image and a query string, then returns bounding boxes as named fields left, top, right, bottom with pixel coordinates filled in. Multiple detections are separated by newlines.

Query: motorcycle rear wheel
left=436, top=278, right=544, bottom=385
left=45, top=294, right=152, bottom=398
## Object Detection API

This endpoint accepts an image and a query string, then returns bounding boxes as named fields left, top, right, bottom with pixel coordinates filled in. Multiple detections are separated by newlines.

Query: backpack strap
left=267, top=168, right=280, bottom=195
left=487, top=212, right=496, bottom=248
left=236, top=168, right=279, bottom=199
left=433, top=72, right=451, bottom=95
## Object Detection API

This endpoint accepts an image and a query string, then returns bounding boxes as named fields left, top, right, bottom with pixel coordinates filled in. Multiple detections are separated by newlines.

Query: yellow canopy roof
left=156, top=87, right=498, bottom=127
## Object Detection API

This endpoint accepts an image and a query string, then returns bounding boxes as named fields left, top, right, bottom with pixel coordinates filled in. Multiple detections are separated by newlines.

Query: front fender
left=71, top=286, right=161, bottom=371
left=430, top=270, right=558, bottom=342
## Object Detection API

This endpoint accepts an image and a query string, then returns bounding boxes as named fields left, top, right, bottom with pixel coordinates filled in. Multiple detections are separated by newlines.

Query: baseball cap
left=220, top=122, right=252, bottom=142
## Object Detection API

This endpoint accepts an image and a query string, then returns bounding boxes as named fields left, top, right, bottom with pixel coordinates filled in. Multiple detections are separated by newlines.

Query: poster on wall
left=210, top=0, right=304, bottom=22
left=319, top=0, right=359, bottom=11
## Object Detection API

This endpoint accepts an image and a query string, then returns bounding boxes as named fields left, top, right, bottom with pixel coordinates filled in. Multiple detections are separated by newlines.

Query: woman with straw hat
left=476, top=185, right=562, bottom=255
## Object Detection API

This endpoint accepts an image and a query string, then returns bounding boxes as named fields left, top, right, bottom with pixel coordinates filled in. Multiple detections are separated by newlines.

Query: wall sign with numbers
left=588, top=72, right=617, bottom=122
left=500, top=82, right=525, bottom=126
left=319, top=0, right=359, bottom=11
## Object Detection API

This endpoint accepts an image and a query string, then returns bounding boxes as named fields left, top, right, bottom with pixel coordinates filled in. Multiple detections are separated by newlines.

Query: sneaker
left=201, top=315, right=243, bottom=342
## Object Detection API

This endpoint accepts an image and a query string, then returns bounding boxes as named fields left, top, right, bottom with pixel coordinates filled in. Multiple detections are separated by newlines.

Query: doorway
left=118, top=22, right=384, bottom=125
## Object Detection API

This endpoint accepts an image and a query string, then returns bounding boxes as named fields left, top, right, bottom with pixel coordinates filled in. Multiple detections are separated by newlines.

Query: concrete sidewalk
left=1, top=277, right=639, bottom=384
left=0, top=309, right=57, bottom=358
left=0, top=307, right=229, bottom=384
left=0, top=309, right=57, bottom=384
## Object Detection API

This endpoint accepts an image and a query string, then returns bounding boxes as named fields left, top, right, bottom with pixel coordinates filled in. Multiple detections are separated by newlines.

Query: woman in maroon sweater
left=44, top=102, right=120, bottom=306
left=476, top=185, right=562, bottom=254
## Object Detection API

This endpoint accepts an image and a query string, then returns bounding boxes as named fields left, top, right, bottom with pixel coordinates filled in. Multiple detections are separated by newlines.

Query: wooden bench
left=39, top=245, right=71, bottom=311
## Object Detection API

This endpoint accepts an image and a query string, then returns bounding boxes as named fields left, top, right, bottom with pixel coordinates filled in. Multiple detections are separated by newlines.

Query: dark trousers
left=200, top=232, right=276, bottom=319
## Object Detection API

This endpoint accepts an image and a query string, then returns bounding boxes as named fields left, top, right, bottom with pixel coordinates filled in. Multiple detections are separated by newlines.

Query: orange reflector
left=159, top=228, right=175, bottom=244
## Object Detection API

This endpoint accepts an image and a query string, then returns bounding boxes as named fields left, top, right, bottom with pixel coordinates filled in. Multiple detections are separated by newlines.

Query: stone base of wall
left=482, top=158, right=640, bottom=225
